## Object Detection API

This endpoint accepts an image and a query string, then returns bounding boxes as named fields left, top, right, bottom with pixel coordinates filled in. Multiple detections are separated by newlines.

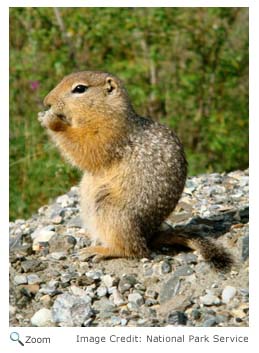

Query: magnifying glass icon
left=10, top=332, right=24, bottom=346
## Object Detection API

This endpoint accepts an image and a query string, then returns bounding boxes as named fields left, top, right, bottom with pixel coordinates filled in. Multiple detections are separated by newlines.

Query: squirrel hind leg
left=78, top=236, right=149, bottom=262
left=78, top=245, right=123, bottom=262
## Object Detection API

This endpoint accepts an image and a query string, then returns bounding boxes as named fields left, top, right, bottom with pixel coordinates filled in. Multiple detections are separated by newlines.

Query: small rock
left=31, top=227, right=55, bottom=247
left=101, top=274, right=117, bottom=288
left=31, top=308, right=53, bottom=327
left=174, top=265, right=194, bottom=277
left=70, top=285, right=86, bottom=297
left=48, top=252, right=67, bottom=260
left=185, top=179, right=197, bottom=193
left=49, top=235, right=75, bottom=253
left=134, top=283, right=146, bottom=292
left=93, top=297, right=116, bottom=319
left=51, top=215, right=63, bottom=224
left=56, top=194, right=74, bottom=207
left=180, top=253, right=198, bottom=265
left=76, top=275, right=95, bottom=286
left=9, top=305, right=16, bottom=316
left=203, top=317, right=217, bottom=327
left=27, top=274, right=41, bottom=284
left=112, top=289, right=125, bottom=306
left=167, top=311, right=187, bottom=325
left=97, top=286, right=108, bottom=297
left=242, top=235, right=249, bottom=261
left=191, top=309, right=201, bottom=320
left=145, top=289, right=158, bottom=299
left=21, top=259, right=46, bottom=273
left=39, top=294, right=52, bottom=306
left=39, top=280, right=60, bottom=296
left=85, top=269, right=103, bottom=280
left=160, top=260, right=172, bottom=274
left=14, top=275, right=27, bottom=285
left=60, top=273, right=74, bottom=284
left=67, top=216, right=82, bottom=228
left=159, top=276, right=181, bottom=303
left=128, top=292, right=144, bottom=306
left=121, top=318, right=128, bottom=326
left=222, top=286, right=237, bottom=304
left=52, top=293, right=93, bottom=326
left=145, top=298, right=158, bottom=306
left=232, top=305, right=248, bottom=319
left=118, top=274, right=137, bottom=293
left=111, top=316, right=122, bottom=326
left=200, top=293, right=221, bottom=306
left=215, top=314, right=229, bottom=323
left=67, top=236, right=77, bottom=246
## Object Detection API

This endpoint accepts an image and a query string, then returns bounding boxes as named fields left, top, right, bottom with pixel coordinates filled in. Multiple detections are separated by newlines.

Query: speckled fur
left=39, top=71, right=232, bottom=270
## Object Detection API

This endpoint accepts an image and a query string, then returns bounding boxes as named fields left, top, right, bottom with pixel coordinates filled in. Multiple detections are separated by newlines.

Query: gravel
left=9, top=169, right=249, bottom=327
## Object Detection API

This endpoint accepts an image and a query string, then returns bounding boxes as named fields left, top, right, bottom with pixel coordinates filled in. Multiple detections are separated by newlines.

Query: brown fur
left=39, top=71, right=233, bottom=271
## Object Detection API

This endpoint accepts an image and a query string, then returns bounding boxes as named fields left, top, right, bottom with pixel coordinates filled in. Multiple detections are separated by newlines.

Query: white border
left=3, top=1, right=257, bottom=352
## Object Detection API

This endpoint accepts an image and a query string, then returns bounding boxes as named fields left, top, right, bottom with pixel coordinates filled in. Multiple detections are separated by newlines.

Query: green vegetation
left=10, top=7, right=248, bottom=220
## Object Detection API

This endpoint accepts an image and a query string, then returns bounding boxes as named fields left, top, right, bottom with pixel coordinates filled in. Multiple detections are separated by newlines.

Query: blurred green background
left=10, top=7, right=248, bottom=221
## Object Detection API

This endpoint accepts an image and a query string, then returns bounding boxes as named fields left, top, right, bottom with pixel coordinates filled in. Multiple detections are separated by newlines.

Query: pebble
left=31, top=227, right=55, bottom=247
left=14, top=275, right=27, bottom=285
left=118, top=274, right=137, bottom=293
left=39, top=280, right=60, bottom=296
left=111, top=316, right=122, bottom=326
left=31, top=308, right=53, bottom=327
left=242, top=235, right=249, bottom=261
left=134, top=283, right=146, bottom=292
left=67, top=216, right=82, bottom=228
left=111, top=289, right=125, bottom=306
left=174, top=265, right=194, bottom=277
left=21, top=259, right=46, bottom=272
left=200, top=293, right=221, bottom=306
left=48, top=252, right=67, bottom=260
left=184, top=179, right=197, bottom=193
left=52, top=293, right=93, bottom=326
left=128, top=292, right=144, bottom=306
left=93, top=297, right=116, bottom=319
left=27, top=274, right=41, bottom=284
left=159, top=276, right=181, bottom=303
left=180, top=253, right=198, bottom=265
left=145, top=289, right=158, bottom=299
left=167, top=311, right=187, bottom=325
left=191, top=309, right=201, bottom=320
left=202, top=317, right=217, bottom=327
left=85, top=269, right=103, bottom=280
left=222, top=286, right=237, bottom=304
left=56, top=194, right=75, bottom=207
left=9, top=305, right=17, bottom=316
left=101, top=274, right=117, bottom=288
left=160, top=260, right=172, bottom=274
left=39, top=294, right=52, bottom=306
left=97, top=286, right=108, bottom=297
left=70, top=285, right=86, bottom=297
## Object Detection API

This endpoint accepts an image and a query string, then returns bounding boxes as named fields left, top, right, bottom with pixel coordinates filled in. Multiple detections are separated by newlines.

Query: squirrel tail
left=151, top=228, right=234, bottom=272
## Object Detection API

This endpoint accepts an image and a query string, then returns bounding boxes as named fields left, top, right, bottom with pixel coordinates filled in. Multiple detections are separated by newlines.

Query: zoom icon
left=10, top=332, right=24, bottom=346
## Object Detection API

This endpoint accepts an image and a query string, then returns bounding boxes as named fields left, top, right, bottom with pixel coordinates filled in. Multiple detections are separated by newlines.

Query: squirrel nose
left=43, top=94, right=52, bottom=108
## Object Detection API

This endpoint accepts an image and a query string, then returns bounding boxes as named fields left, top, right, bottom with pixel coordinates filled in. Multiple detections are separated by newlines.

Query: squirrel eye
left=72, top=85, right=88, bottom=94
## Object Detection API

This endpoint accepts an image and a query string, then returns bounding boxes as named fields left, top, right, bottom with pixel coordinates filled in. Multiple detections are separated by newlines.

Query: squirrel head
left=43, top=71, right=135, bottom=127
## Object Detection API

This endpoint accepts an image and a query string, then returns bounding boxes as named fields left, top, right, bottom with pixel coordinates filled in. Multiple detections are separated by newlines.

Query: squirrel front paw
left=38, top=110, right=68, bottom=132
left=38, top=110, right=54, bottom=127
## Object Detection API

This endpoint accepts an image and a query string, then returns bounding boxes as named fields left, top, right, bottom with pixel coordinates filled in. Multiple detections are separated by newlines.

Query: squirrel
left=38, top=71, right=233, bottom=271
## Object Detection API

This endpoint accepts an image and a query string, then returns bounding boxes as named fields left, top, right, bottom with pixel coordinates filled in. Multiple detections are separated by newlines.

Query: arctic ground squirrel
left=38, top=71, right=233, bottom=271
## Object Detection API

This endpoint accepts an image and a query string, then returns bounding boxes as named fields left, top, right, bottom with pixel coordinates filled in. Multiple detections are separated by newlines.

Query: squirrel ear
left=105, top=77, right=118, bottom=94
